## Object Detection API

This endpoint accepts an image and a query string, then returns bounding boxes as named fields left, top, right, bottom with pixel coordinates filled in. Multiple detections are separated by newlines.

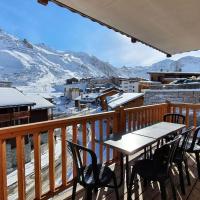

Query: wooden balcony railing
left=0, top=102, right=200, bottom=200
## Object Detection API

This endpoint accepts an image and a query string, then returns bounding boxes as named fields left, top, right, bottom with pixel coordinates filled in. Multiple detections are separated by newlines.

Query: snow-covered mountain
left=0, top=29, right=119, bottom=89
left=0, top=28, right=200, bottom=89
left=119, top=57, right=200, bottom=79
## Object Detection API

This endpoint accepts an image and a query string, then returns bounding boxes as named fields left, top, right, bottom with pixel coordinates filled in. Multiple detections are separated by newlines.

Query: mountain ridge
left=0, top=29, right=200, bottom=89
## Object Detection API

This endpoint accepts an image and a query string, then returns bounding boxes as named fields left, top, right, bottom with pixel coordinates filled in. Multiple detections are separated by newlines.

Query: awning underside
left=45, top=0, right=200, bottom=56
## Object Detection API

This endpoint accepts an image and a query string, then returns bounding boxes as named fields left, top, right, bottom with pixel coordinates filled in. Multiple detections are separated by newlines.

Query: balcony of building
left=0, top=102, right=199, bottom=199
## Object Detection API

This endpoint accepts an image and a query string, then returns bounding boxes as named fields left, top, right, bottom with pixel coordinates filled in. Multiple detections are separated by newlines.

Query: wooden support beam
left=0, top=140, right=7, bottom=200
left=38, top=0, right=48, bottom=6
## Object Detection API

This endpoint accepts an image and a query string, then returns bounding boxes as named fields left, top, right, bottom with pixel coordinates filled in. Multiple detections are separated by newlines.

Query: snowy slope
left=119, top=57, right=200, bottom=79
left=0, top=29, right=119, bottom=89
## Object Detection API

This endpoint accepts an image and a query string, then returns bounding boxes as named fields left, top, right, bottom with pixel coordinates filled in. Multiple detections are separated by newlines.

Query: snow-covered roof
left=26, top=94, right=54, bottom=110
left=75, top=93, right=100, bottom=101
left=148, top=72, right=200, bottom=75
left=108, top=92, right=144, bottom=109
left=0, top=87, right=35, bottom=108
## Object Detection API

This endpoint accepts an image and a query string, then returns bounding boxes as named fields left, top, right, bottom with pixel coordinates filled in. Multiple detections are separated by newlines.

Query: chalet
left=66, top=77, right=79, bottom=84
left=75, top=93, right=100, bottom=108
left=0, top=87, right=35, bottom=128
left=138, top=80, right=162, bottom=92
left=99, top=89, right=120, bottom=110
left=107, top=92, right=144, bottom=110
left=26, top=94, right=54, bottom=122
left=119, top=78, right=144, bottom=93
left=148, top=72, right=200, bottom=84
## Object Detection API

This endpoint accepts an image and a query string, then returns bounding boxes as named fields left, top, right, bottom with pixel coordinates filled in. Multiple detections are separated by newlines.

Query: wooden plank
left=48, top=129, right=55, bottom=192
left=61, top=126, right=67, bottom=186
left=33, top=133, right=42, bottom=199
left=82, top=122, right=87, bottom=165
left=113, top=114, right=119, bottom=159
left=193, top=108, right=197, bottom=128
left=186, top=107, right=189, bottom=127
left=72, top=124, right=77, bottom=177
left=16, top=136, right=26, bottom=200
left=132, top=112, right=136, bottom=131
left=106, top=118, right=110, bottom=162
left=0, top=140, right=7, bottom=200
left=128, top=112, right=132, bottom=131
left=91, top=121, right=96, bottom=152
left=99, top=119, right=103, bottom=163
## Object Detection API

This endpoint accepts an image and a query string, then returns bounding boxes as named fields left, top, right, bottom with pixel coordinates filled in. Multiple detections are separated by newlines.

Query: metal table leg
left=126, top=155, right=129, bottom=189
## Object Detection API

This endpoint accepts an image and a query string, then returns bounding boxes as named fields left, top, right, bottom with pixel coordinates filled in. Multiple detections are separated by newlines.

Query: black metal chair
left=128, top=136, right=181, bottom=200
left=172, top=127, right=193, bottom=194
left=163, top=113, right=186, bottom=142
left=67, top=141, right=120, bottom=200
left=185, top=126, right=200, bottom=179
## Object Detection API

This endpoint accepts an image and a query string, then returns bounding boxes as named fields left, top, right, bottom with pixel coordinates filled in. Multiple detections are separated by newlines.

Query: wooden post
left=0, top=140, right=7, bottom=200
left=117, top=106, right=126, bottom=133
left=33, top=133, right=42, bottom=199
left=166, top=100, right=171, bottom=114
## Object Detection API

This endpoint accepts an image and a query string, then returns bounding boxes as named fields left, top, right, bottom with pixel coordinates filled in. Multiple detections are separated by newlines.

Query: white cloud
left=101, top=33, right=200, bottom=67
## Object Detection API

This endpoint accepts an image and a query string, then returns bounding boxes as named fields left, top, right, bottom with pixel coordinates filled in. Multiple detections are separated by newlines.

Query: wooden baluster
left=132, top=112, right=136, bottom=131
left=193, top=108, right=197, bottom=128
left=179, top=106, right=183, bottom=115
left=152, top=107, right=155, bottom=123
left=16, top=135, right=26, bottom=200
left=128, top=112, right=132, bottom=131
left=99, top=119, right=103, bottom=163
left=0, top=139, right=7, bottom=200
left=172, top=106, right=176, bottom=113
left=106, top=118, right=110, bottom=162
left=186, top=107, right=189, bottom=127
left=113, top=114, right=119, bottom=159
left=91, top=121, right=96, bottom=152
left=61, top=126, right=67, bottom=186
left=145, top=108, right=148, bottom=127
left=33, top=133, right=41, bottom=199
left=72, top=124, right=77, bottom=177
left=137, top=111, right=141, bottom=129
left=48, top=129, right=55, bottom=192
left=141, top=110, right=144, bottom=128
left=82, top=121, right=87, bottom=165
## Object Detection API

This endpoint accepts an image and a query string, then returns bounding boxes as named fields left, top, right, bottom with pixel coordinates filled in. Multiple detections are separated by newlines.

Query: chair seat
left=185, top=139, right=200, bottom=153
left=82, top=164, right=114, bottom=186
left=133, top=159, right=168, bottom=181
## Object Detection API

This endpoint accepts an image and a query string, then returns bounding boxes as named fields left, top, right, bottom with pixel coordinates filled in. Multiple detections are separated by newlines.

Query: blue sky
left=0, top=0, right=200, bottom=67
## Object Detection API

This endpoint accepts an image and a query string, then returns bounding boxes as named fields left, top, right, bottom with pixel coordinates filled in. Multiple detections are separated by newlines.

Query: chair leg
left=169, top=174, right=177, bottom=200
left=195, top=152, right=200, bottom=179
left=159, top=181, right=167, bottom=200
left=85, top=188, right=93, bottom=200
left=177, top=163, right=185, bottom=195
left=94, top=187, right=98, bottom=193
left=184, top=159, right=191, bottom=185
left=72, top=178, right=77, bottom=200
left=113, top=175, right=120, bottom=200
left=128, top=167, right=136, bottom=200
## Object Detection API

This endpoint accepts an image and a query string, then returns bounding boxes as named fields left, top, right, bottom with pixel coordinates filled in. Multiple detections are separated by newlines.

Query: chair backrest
left=177, top=127, right=194, bottom=159
left=153, top=135, right=181, bottom=174
left=67, top=140, right=98, bottom=185
left=187, top=126, right=200, bottom=150
left=163, top=113, right=185, bottom=124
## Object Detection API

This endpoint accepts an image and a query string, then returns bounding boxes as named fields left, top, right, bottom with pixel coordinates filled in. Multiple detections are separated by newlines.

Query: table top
left=132, top=122, right=185, bottom=139
left=104, top=133, right=155, bottom=155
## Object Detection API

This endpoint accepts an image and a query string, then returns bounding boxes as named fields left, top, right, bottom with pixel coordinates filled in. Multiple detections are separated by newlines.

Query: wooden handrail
left=1, top=102, right=200, bottom=199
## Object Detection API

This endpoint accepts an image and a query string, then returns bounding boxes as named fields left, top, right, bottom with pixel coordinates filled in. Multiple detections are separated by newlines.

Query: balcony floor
left=53, top=153, right=200, bottom=200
